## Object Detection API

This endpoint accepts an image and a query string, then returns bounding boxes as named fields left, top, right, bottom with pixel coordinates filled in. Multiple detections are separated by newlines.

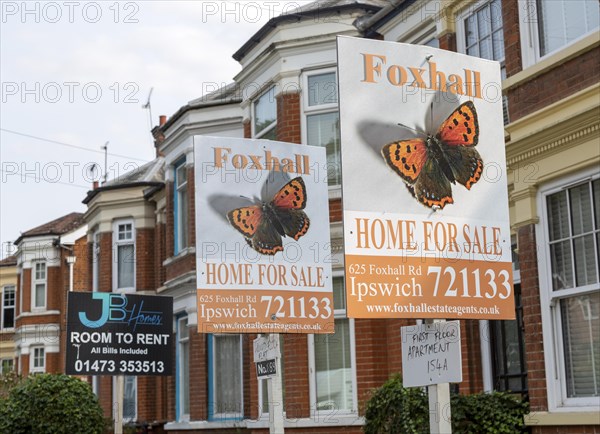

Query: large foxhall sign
left=66, top=292, right=173, bottom=375
left=337, top=36, right=514, bottom=320
left=194, top=136, right=334, bottom=334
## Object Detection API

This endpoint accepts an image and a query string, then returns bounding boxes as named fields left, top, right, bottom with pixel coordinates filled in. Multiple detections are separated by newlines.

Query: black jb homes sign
left=66, top=292, right=173, bottom=376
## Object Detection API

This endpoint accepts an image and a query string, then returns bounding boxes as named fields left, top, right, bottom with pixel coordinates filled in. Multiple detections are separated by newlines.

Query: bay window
left=539, top=173, right=600, bottom=408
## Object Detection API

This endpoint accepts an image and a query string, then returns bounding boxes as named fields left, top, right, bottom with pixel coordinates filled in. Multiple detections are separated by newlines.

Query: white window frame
left=31, top=261, right=47, bottom=310
left=1, top=358, right=13, bottom=374
left=518, top=0, right=600, bottom=69
left=1, top=285, right=15, bottom=330
left=174, top=158, right=189, bottom=255
left=30, top=346, right=45, bottom=374
left=92, top=230, right=100, bottom=292
left=113, top=376, right=138, bottom=422
left=177, top=316, right=190, bottom=422
left=308, top=274, right=358, bottom=417
left=537, top=168, right=600, bottom=411
left=301, top=67, right=341, bottom=191
left=112, top=219, right=136, bottom=293
left=252, top=86, right=277, bottom=139
left=209, top=334, right=244, bottom=421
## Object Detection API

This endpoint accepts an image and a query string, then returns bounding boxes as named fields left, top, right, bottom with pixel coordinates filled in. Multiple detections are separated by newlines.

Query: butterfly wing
left=411, top=158, right=454, bottom=209
left=443, top=145, right=484, bottom=190
left=271, top=177, right=308, bottom=210
left=271, top=208, right=310, bottom=240
left=436, top=101, right=479, bottom=147
left=227, top=206, right=284, bottom=255
left=227, top=206, right=263, bottom=238
left=381, top=139, right=428, bottom=185
left=270, top=177, right=310, bottom=240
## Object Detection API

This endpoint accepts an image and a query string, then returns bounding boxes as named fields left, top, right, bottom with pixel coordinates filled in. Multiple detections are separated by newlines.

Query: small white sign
left=253, top=335, right=281, bottom=363
left=401, top=321, right=462, bottom=387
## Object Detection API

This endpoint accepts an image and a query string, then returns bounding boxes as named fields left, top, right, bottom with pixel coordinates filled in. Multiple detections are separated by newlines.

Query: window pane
left=333, top=278, right=346, bottom=311
left=178, top=184, right=189, bottom=250
left=490, top=0, right=502, bottom=30
left=35, top=284, right=45, bottom=307
left=477, top=8, right=491, bottom=38
left=315, top=319, right=352, bottom=411
left=118, top=245, right=134, bottom=288
left=538, top=0, right=599, bottom=56
left=35, top=263, right=46, bottom=280
left=214, top=335, right=242, bottom=416
left=465, top=15, right=477, bottom=48
left=123, top=376, right=137, bottom=420
left=560, top=294, right=600, bottom=397
left=254, top=87, right=277, bottom=135
left=479, top=36, right=492, bottom=60
left=118, top=224, right=132, bottom=240
left=570, top=183, right=593, bottom=235
left=492, top=30, right=505, bottom=61
left=574, top=235, right=598, bottom=286
left=307, top=112, right=340, bottom=185
left=550, top=241, right=574, bottom=290
left=308, top=73, right=337, bottom=106
left=2, top=289, right=14, bottom=327
left=176, top=164, right=187, bottom=187
left=547, top=191, right=570, bottom=241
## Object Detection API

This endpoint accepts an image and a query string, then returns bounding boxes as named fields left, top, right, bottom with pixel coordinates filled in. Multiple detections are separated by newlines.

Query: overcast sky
left=0, top=0, right=305, bottom=259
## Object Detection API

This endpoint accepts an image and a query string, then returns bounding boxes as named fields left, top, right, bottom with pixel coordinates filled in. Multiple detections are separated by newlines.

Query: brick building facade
left=6, top=0, right=599, bottom=432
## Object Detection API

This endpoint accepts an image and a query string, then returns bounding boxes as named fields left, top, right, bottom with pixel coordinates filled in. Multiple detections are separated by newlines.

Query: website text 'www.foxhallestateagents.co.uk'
left=366, top=303, right=500, bottom=316
left=211, top=321, right=322, bottom=332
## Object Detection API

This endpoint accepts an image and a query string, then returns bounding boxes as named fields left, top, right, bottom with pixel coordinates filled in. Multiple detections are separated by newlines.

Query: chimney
left=93, top=180, right=99, bottom=190
left=152, top=115, right=167, bottom=158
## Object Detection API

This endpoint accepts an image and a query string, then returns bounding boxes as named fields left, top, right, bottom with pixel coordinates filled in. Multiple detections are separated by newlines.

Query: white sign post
left=254, top=334, right=284, bottom=433
left=402, top=320, right=461, bottom=433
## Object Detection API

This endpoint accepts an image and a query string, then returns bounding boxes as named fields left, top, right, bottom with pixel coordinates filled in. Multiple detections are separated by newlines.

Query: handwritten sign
left=401, top=321, right=462, bottom=387
left=253, top=335, right=281, bottom=363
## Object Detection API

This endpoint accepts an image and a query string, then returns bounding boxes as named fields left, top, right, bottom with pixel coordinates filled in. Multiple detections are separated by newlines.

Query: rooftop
left=15, top=212, right=85, bottom=244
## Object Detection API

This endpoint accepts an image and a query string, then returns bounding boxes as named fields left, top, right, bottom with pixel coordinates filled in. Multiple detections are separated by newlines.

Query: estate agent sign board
left=66, top=292, right=173, bottom=375
left=337, top=36, right=515, bottom=320
left=195, top=136, right=334, bottom=334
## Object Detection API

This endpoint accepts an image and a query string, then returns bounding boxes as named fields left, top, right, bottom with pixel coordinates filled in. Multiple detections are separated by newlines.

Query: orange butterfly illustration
left=381, top=101, right=483, bottom=209
left=227, top=177, right=310, bottom=255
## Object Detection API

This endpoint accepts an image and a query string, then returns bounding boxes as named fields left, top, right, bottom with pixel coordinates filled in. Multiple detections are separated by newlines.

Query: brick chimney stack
left=152, top=115, right=167, bottom=158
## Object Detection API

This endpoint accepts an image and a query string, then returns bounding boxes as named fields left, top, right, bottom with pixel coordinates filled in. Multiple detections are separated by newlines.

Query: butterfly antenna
left=397, top=122, right=426, bottom=135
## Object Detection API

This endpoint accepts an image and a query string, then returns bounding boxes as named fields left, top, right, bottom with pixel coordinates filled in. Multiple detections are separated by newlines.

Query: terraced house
left=5, top=0, right=598, bottom=433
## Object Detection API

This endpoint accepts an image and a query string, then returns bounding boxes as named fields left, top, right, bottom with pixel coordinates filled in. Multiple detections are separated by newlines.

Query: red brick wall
left=438, top=33, right=456, bottom=52
left=189, top=328, right=208, bottom=421
left=355, top=319, right=389, bottom=413
left=98, top=232, right=113, bottom=292
left=73, top=235, right=89, bottom=291
left=155, top=222, right=166, bottom=288
left=283, top=334, right=310, bottom=418
left=329, top=199, right=342, bottom=223
left=166, top=181, right=175, bottom=259
left=276, top=92, right=301, bottom=144
left=244, top=119, right=251, bottom=139
left=507, top=46, right=600, bottom=121
left=502, top=0, right=522, bottom=77
left=518, top=224, right=547, bottom=412
left=532, top=427, right=600, bottom=434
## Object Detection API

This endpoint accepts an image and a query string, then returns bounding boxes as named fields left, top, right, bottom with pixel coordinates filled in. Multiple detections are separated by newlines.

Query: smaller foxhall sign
left=66, top=292, right=173, bottom=376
